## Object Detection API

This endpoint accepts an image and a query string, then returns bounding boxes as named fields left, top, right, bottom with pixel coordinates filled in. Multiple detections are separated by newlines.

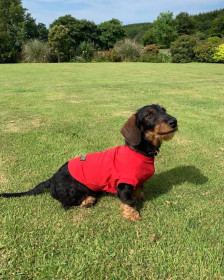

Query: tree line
left=0, top=0, right=224, bottom=63
left=125, top=9, right=224, bottom=48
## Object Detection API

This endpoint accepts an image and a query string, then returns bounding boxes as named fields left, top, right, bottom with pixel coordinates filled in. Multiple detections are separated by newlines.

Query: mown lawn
left=0, top=63, right=223, bottom=280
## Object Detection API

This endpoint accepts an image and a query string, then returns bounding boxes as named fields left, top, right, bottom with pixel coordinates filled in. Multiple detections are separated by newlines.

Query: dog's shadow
left=141, top=165, right=208, bottom=204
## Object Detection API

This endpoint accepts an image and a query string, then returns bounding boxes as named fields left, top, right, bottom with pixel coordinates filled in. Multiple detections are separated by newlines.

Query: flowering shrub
left=141, top=44, right=159, bottom=55
left=194, top=42, right=217, bottom=63
left=213, top=44, right=224, bottom=63
left=92, top=49, right=121, bottom=62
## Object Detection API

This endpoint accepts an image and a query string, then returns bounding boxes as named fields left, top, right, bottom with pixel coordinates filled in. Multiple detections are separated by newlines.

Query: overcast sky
left=22, top=0, right=224, bottom=27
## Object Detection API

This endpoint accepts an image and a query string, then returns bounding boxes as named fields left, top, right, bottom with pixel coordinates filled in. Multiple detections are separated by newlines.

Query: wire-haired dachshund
left=1, top=104, right=178, bottom=221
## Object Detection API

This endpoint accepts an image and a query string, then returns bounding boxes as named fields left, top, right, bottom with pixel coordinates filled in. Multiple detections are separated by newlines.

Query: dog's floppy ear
left=120, top=114, right=141, bottom=146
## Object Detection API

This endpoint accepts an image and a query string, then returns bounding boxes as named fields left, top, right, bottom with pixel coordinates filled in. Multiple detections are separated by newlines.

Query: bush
left=138, top=53, right=161, bottom=62
left=75, top=41, right=95, bottom=62
left=22, top=39, right=51, bottom=63
left=141, top=44, right=159, bottom=55
left=92, top=49, right=121, bottom=62
left=114, top=39, right=143, bottom=62
left=194, top=37, right=223, bottom=63
left=194, top=42, right=217, bottom=63
left=170, top=35, right=197, bottom=63
left=138, top=52, right=171, bottom=63
left=213, top=44, right=224, bottom=63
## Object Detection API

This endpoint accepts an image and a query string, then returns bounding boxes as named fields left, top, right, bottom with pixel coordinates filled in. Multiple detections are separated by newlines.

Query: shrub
left=114, top=39, right=143, bottom=62
left=138, top=53, right=161, bottom=63
left=22, top=39, right=51, bottom=63
left=194, top=38, right=224, bottom=63
left=213, top=44, right=224, bottom=63
left=170, top=35, right=197, bottom=63
left=138, top=52, right=171, bottom=63
left=141, top=44, right=159, bottom=55
left=92, top=49, right=121, bottom=62
left=194, top=42, right=217, bottom=63
left=75, top=41, right=95, bottom=62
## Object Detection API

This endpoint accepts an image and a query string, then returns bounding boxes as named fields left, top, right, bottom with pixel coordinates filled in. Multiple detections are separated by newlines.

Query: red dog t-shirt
left=68, top=145, right=155, bottom=194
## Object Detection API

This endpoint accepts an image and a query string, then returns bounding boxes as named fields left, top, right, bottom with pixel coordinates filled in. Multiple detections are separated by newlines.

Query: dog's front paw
left=120, top=203, right=142, bottom=222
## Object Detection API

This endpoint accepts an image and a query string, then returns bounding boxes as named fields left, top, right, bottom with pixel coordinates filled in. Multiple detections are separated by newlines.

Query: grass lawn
left=0, top=63, right=223, bottom=280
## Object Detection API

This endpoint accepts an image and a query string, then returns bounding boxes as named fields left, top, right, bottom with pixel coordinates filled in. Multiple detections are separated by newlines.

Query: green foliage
left=36, top=23, right=49, bottom=41
left=24, top=13, right=39, bottom=39
left=76, top=41, right=96, bottom=62
left=176, top=12, right=195, bottom=36
left=24, top=13, right=49, bottom=41
left=130, top=9, right=224, bottom=47
left=50, top=15, right=99, bottom=58
left=114, top=39, right=142, bottom=62
left=213, top=44, right=224, bottom=62
left=138, top=53, right=160, bottom=63
left=92, top=49, right=121, bottom=62
left=48, top=25, right=70, bottom=62
left=192, top=9, right=224, bottom=38
left=22, top=39, right=51, bottom=63
left=210, top=11, right=224, bottom=37
left=142, top=12, right=178, bottom=48
left=170, top=35, right=198, bottom=63
left=141, top=29, right=156, bottom=46
left=138, top=50, right=171, bottom=63
left=99, top=19, right=126, bottom=49
left=0, top=0, right=26, bottom=62
left=124, top=22, right=153, bottom=42
left=194, top=42, right=218, bottom=63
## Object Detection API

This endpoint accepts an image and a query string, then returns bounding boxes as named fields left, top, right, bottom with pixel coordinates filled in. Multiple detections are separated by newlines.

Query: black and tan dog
left=1, top=104, right=178, bottom=221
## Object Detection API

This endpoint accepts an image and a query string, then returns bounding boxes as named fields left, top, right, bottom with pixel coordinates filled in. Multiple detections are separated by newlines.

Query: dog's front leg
left=117, top=183, right=141, bottom=222
left=133, top=185, right=145, bottom=200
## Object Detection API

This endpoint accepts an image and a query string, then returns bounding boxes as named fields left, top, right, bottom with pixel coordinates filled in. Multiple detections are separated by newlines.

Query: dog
left=1, top=104, right=178, bottom=221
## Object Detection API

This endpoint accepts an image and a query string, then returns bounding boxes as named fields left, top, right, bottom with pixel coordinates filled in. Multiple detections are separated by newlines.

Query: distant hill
left=124, top=22, right=153, bottom=42
left=124, top=8, right=224, bottom=42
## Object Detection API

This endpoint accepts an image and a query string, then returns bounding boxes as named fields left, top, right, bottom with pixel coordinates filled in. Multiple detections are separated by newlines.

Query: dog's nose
left=167, top=118, right=177, bottom=128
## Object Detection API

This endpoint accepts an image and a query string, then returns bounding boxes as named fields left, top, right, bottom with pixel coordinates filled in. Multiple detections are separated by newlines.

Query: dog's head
left=120, top=104, right=178, bottom=149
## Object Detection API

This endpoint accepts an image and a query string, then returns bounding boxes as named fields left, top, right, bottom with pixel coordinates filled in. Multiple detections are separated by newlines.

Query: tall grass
left=22, top=39, right=51, bottom=63
left=114, top=38, right=143, bottom=61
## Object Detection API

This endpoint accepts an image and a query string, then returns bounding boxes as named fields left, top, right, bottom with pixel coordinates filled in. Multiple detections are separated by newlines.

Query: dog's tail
left=0, top=179, right=51, bottom=198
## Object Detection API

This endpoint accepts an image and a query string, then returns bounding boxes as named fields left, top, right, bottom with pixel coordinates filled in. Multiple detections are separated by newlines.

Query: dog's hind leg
left=80, top=196, right=97, bottom=208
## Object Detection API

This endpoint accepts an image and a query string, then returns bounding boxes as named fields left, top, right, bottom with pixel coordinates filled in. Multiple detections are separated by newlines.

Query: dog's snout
left=167, top=118, right=177, bottom=128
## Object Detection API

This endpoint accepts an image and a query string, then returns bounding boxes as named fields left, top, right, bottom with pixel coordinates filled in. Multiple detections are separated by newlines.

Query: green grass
left=0, top=63, right=223, bottom=280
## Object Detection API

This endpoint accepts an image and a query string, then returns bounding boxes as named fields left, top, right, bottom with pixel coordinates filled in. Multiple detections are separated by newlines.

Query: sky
left=22, top=0, right=224, bottom=27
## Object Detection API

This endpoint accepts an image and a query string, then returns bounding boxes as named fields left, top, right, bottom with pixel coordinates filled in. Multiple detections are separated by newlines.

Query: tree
left=25, top=13, right=39, bottom=39
left=24, top=13, right=48, bottom=41
left=99, top=19, right=126, bottom=49
left=142, top=12, right=177, bottom=48
left=176, top=12, right=195, bottom=36
left=36, top=23, right=49, bottom=41
left=141, top=28, right=156, bottom=46
left=50, top=15, right=99, bottom=57
left=0, top=0, right=26, bottom=62
left=210, top=11, right=224, bottom=37
left=48, top=25, right=70, bottom=62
